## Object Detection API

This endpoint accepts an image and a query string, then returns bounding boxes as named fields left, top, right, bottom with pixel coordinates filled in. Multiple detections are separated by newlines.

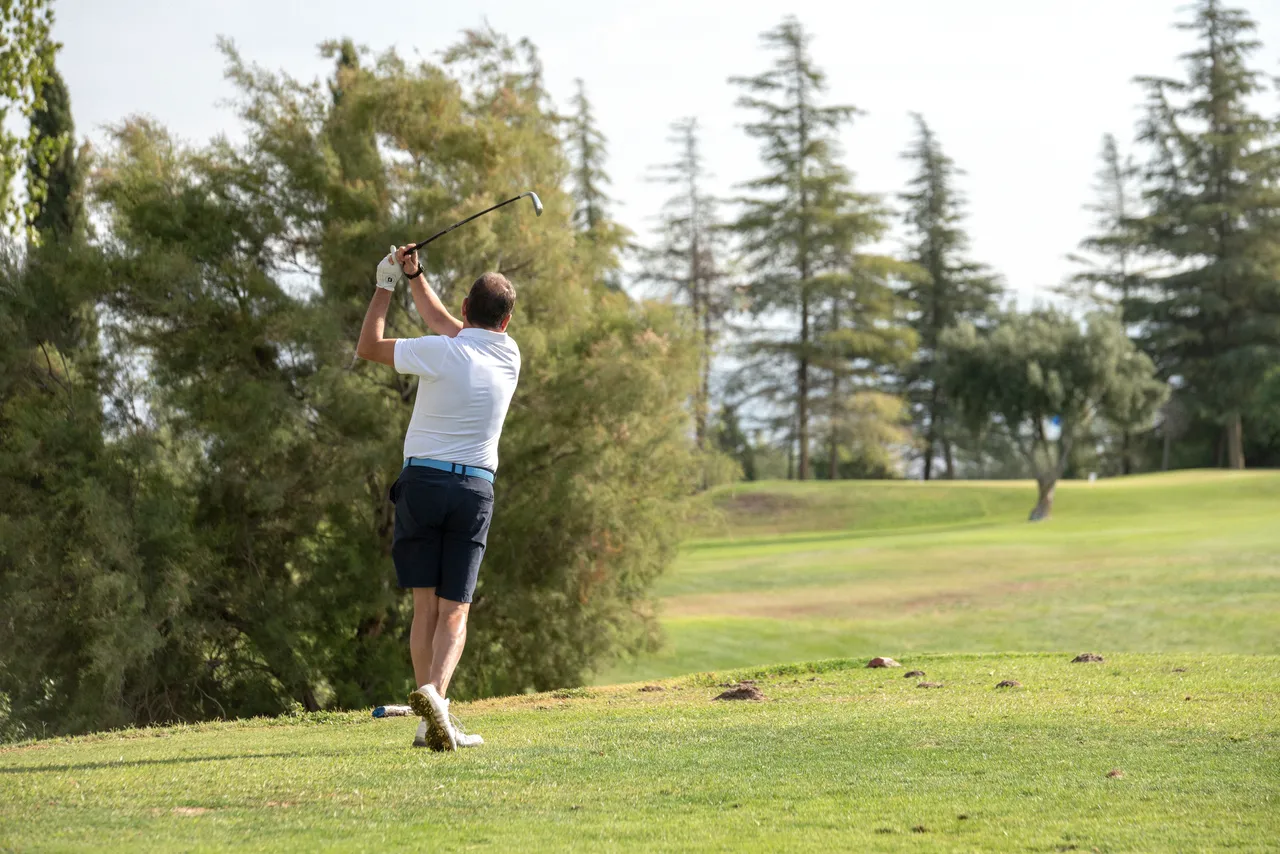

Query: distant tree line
left=628, top=1, right=1280, bottom=502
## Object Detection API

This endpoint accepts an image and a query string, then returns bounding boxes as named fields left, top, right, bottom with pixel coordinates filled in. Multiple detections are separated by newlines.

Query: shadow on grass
left=0, top=750, right=342, bottom=774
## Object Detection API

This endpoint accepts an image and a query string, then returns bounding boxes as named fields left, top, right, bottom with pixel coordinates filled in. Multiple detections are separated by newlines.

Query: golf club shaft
left=405, top=194, right=529, bottom=254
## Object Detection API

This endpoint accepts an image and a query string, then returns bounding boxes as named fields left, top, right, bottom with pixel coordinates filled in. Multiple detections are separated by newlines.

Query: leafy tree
left=25, top=63, right=82, bottom=241
left=1129, top=0, right=1280, bottom=469
left=640, top=117, right=733, bottom=449
left=0, top=0, right=56, bottom=234
left=816, top=250, right=917, bottom=479
left=3, top=30, right=700, bottom=738
left=730, top=17, right=893, bottom=479
left=898, top=113, right=1001, bottom=480
left=940, top=310, right=1166, bottom=520
left=711, top=403, right=755, bottom=481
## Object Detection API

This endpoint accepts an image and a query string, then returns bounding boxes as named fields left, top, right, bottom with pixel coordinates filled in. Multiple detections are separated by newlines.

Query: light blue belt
left=403, top=456, right=495, bottom=483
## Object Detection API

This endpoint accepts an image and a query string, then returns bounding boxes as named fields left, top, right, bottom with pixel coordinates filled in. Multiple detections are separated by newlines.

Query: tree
left=0, top=30, right=702, bottom=737
left=1063, top=133, right=1148, bottom=473
left=1129, top=0, right=1280, bottom=470
left=940, top=310, right=1166, bottom=521
left=25, top=63, right=82, bottom=241
left=730, top=17, right=891, bottom=480
left=0, top=2, right=56, bottom=235
left=640, top=117, right=733, bottom=449
left=1064, top=134, right=1142, bottom=312
left=566, top=79, right=627, bottom=289
left=898, top=113, right=1001, bottom=480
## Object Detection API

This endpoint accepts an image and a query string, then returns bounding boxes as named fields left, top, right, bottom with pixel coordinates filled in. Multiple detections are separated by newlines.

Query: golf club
left=404, top=191, right=543, bottom=255
left=350, top=191, right=542, bottom=369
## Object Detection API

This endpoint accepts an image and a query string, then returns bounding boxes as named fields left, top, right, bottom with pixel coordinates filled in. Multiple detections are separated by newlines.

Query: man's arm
left=397, top=245, right=463, bottom=338
left=355, top=288, right=397, bottom=366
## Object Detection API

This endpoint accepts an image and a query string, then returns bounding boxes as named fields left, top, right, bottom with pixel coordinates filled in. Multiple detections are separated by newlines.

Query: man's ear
left=461, top=297, right=469, bottom=324
left=497, top=314, right=511, bottom=333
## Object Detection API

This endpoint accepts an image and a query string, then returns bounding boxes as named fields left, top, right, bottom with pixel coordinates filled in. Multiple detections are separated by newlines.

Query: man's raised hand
left=396, top=245, right=423, bottom=279
left=376, top=245, right=401, bottom=291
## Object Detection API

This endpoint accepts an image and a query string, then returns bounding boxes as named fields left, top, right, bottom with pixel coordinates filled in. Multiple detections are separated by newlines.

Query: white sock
left=416, top=718, right=427, bottom=738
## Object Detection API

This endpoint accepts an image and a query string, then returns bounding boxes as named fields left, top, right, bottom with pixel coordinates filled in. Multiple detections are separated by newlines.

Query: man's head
left=462, top=272, right=516, bottom=332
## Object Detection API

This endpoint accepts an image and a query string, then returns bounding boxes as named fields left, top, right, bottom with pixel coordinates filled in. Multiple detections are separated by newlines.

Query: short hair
left=466, top=272, right=516, bottom=330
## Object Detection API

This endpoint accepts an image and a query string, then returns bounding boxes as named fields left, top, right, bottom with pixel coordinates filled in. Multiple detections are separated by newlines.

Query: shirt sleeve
left=394, top=336, right=450, bottom=378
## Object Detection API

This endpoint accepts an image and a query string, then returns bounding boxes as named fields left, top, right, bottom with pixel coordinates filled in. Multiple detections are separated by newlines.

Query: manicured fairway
left=601, top=471, right=1280, bottom=683
left=2, top=653, right=1277, bottom=852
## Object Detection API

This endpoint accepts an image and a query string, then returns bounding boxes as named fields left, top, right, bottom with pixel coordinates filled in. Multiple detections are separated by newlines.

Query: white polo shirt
left=394, top=327, right=521, bottom=471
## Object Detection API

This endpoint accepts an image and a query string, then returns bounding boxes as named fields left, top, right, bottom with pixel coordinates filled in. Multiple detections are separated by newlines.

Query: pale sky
left=53, top=0, right=1280, bottom=302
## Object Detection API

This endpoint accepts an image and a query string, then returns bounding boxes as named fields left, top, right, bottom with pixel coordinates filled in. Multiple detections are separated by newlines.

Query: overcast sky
left=53, top=0, right=1280, bottom=301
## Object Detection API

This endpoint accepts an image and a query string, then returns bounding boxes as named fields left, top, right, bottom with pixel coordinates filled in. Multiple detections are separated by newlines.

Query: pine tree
left=1064, top=134, right=1141, bottom=312
left=1063, top=134, right=1148, bottom=473
left=565, top=79, right=627, bottom=290
left=25, top=64, right=83, bottom=241
left=731, top=17, right=890, bottom=480
left=640, top=117, right=732, bottom=448
left=898, top=113, right=1001, bottom=479
left=1130, top=0, right=1280, bottom=470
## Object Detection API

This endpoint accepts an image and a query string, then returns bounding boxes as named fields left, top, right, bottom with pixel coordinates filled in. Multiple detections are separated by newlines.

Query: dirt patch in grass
left=639, top=685, right=665, bottom=693
left=1072, top=653, right=1105, bottom=663
left=716, top=491, right=807, bottom=518
left=172, top=807, right=211, bottom=816
left=995, top=680, right=1022, bottom=688
left=904, top=670, right=926, bottom=678
left=714, top=685, right=766, bottom=701
left=917, top=682, right=944, bottom=689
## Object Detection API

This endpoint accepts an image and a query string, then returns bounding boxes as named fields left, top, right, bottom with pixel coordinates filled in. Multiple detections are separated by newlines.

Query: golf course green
left=1, top=471, right=1277, bottom=851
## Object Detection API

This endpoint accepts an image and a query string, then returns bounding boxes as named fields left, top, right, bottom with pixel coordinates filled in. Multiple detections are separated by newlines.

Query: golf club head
left=525, top=191, right=544, bottom=217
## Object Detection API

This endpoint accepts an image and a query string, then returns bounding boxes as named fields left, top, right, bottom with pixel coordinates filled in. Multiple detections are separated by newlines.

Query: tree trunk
left=1120, top=430, right=1131, bottom=476
left=1029, top=477, right=1056, bottom=522
left=1162, top=428, right=1171, bottom=472
left=701, top=281, right=712, bottom=453
left=797, top=294, right=810, bottom=480
left=1225, top=413, right=1244, bottom=470
left=942, top=438, right=955, bottom=480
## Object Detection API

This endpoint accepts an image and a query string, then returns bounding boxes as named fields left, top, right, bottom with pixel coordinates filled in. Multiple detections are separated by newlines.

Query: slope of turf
left=2, top=653, right=1276, bottom=852
left=601, top=471, right=1280, bottom=683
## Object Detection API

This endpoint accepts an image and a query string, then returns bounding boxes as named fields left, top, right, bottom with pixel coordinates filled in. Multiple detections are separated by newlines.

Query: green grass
left=2, top=654, right=1276, bottom=852
left=600, top=471, right=1280, bottom=683
left=2, top=470, right=1277, bottom=851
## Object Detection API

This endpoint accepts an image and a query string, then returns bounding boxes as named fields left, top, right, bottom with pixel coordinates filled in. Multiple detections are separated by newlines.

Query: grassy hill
left=599, top=471, right=1280, bottom=682
left=2, top=471, right=1277, bottom=851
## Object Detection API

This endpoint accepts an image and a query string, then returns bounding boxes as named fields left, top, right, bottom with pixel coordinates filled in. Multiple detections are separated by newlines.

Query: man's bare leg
left=410, top=588, right=438, bottom=688
left=429, top=598, right=470, bottom=696
left=409, top=588, right=439, bottom=748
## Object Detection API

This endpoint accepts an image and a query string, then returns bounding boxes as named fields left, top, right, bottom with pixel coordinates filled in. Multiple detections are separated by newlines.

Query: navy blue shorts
left=389, top=466, right=494, bottom=603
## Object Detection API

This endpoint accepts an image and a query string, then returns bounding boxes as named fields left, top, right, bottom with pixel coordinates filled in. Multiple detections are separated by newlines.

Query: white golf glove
left=376, top=245, right=401, bottom=291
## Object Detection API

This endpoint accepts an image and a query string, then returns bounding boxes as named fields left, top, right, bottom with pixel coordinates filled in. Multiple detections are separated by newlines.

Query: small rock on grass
left=903, top=670, right=926, bottom=678
left=995, top=680, right=1022, bottom=688
left=714, top=685, right=766, bottom=701
left=639, top=685, right=664, bottom=693
left=917, top=682, right=944, bottom=689
left=1106, top=768, right=1124, bottom=778
left=1072, top=653, right=1105, bottom=663
left=867, top=657, right=901, bottom=668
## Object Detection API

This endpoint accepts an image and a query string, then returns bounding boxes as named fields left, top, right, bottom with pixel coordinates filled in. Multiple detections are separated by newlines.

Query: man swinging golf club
left=355, top=244, right=520, bottom=751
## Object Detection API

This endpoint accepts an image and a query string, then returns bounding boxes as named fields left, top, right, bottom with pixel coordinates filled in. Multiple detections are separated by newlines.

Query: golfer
left=355, top=245, right=520, bottom=751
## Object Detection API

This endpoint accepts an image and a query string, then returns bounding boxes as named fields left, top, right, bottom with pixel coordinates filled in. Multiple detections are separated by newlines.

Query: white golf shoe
left=408, top=685, right=456, bottom=751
